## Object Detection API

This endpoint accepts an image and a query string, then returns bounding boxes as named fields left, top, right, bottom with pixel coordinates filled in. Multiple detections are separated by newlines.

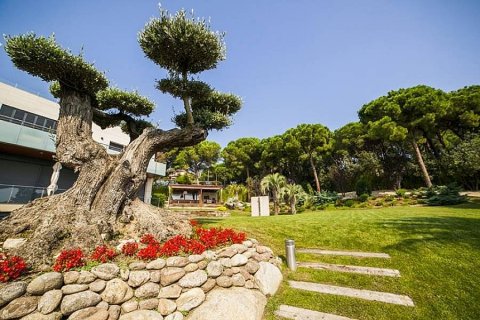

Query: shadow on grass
left=380, top=215, right=480, bottom=252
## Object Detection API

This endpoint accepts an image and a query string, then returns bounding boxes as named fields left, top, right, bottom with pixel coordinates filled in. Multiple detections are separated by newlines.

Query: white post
left=144, top=177, right=154, bottom=204
left=47, top=162, right=62, bottom=196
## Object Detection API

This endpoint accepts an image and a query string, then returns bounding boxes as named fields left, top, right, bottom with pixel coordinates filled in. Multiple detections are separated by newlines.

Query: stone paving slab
left=275, top=305, right=356, bottom=320
left=289, top=281, right=414, bottom=307
left=297, top=262, right=400, bottom=277
left=297, top=249, right=390, bottom=259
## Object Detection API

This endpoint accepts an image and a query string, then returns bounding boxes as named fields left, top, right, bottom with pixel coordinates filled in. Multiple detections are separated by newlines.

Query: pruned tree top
left=96, top=88, right=154, bottom=116
left=4, top=33, right=108, bottom=97
left=139, top=9, right=225, bottom=75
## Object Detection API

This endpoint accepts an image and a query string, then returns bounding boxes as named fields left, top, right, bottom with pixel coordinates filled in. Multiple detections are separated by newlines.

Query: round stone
left=121, top=300, right=138, bottom=313
left=157, top=298, right=176, bottom=316
left=0, top=281, right=27, bottom=307
left=77, top=271, right=97, bottom=284
left=178, top=270, right=207, bottom=288
left=166, top=257, right=189, bottom=267
left=101, top=279, right=134, bottom=304
left=128, top=270, right=150, bottom=287
left=206, top=261, right=223, bottom=278
left=27, top=272, right=63, bottom=295
left=63, top=271, right=80, bottom=285
left=230, top=254, right=248, bottom=267
left=68, top=307, right=109, bottom=320
left=89, top=279, right=106, bottom=292
left=91, top=263, right=120, bottom=280
left=118, top=310, right=164, bottom=320
left=164, top=312, right=183, bottom=320
left=139, top=298, right=159, bottom=310
left=160, top=268, right=185, bottom=286
left=188, top=254, right=204, bottom=263
left=216, top=276, right=233, bottom=288
left=184, top=263, right=198, bottom=272
left=128, top=262, right=146, bottom=270
left=146, top=259, right=166, bottom=270
left=157, top=284, right=182, bottom=299
left=201, top=279, right=216, bottom=293
left=232, top=274, right=246, bottom=287
left=175, top=288, right=205, bottom=312
left=60, top=290, right=102, bottom=315
left=38, top=289, right=62, bottom=314
left=135, top=282, right=160, bottom=299
left=62, top=284, right=89, bottom=295
left=245, top=261, right=260, bottom=274
left=0, top=296, right=39, bottom=319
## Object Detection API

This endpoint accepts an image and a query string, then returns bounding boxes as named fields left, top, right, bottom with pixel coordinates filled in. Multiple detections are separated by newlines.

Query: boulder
left=178, top=270, right=207, bottom=288
left=254, top=261, right=282, bottom=296
left=164, top=312, right=183, bottom=320
left=128, top=262, right=146, bottom=270
left=206, top=261, right=223, bottom=278
left=232, top=274, right=246, bottom=287
left=157, top=298, right=176, bottom=316
left=146, top=259, right=166, bottom=270
left=215, top=276, right=232, bottom=288
left=175, top=288, right=205, bottom=312
left=166, top=257, right=189, bottom=268
left=186, top=287, right=266, bottom=320
left=157, top=284, right=182, bottom=299
left=2, top=238, right=26, bottom=250
left=21, top=312, right=62, bottom=320
left=63, top=271, right=80, bottom=285
left=101, top=279, right=133, bottom=304
left=230, top=254, right=248, bottom=267
left=0, top=296, right=39, bottom=319
left=200, top=279, right=216, bottom=293
left=118, top=310, right=164, bottom=320
left=108, top=305, right=121, bottom=320
left=68, top=307, right=109, bottom=320
left=62, top=284, right=89, bottom=295
left=89, top=279, right=106, bottom=293
left=134, top=282, right=160, bottom=299
left=77, top=271, right=96, bottom=284
left=128, top=271, right=150, bottom=287
left=60, top=291, right=102, bottom=315
left=183, top=263, right=198, bottom=272
left=138, top=298, right=159, bottom=310
left=149, top=270, right=161, bottom=283
left=245, top=261, right=260, bottom=274
left=159, top=268, right=185, bottom=286
left=187, top=255, right=204, bottom=263
left=0, top=281, right=27, bottom=307
left=38, top=289, right=63, bottom=314
left=121, top=300, right=138, bottom=313
left=27, top=272, right=63, bottom=295
left=91, top=264, right=119, bottom=280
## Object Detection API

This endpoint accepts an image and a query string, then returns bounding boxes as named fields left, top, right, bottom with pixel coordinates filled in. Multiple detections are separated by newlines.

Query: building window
left=0, top=104, right=57, bottom=133
left=108, top=141, right=125, bottom=152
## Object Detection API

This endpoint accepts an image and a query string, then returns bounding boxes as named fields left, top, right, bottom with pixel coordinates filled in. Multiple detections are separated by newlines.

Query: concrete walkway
left=289, top=281, right=414, bottom=307
left=298, top=248, right=390, bottom=259
left=297, top=262, right=400, bottom=277
left=275, top=305, right=357, bottom=320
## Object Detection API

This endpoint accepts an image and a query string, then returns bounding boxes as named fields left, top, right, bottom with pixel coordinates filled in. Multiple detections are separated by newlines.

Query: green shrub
left=151, top=194, right=167, bottom=207
left=358, top=193, right=369, bottom=202
left=176, top=175, right=192, bottom=184
left=384, top=195, right=395, bottom=202
left=358, top=202, right=369, bottom=208
left=217, top=206, right=228, bottom=211
left=344, top=199, right=355, bottom=207
left=426, top=184, right=467, bottom=206
left=311, top=191, right=339, bottom=206
left=395, top=188, right=407, bottom=198
left=355, top=177, right=372, bottom=196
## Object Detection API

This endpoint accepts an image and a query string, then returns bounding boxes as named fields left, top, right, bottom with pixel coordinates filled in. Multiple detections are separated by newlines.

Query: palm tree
left=281, top=183, right=305, bottom=214
left=261, top=173, right=287, bottom=215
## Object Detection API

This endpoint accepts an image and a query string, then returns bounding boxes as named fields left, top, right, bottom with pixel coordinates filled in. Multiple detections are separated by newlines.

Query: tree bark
left=0, top=89, right=206, bottom=268
left=310, top=156, right=321, bottom=193
left=411, top=138, right=433, bottom=188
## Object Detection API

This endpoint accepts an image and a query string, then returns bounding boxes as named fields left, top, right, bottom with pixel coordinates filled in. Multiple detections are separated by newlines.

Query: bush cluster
left=0, top=253, right=27, bottom=282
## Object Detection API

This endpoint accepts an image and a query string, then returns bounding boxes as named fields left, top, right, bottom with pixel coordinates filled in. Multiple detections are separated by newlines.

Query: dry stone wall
left=0, top=239, right=283, bottom=320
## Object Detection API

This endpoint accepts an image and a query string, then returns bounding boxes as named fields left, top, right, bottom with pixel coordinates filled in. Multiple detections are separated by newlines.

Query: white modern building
left=0, top=82, right=165, bottom=212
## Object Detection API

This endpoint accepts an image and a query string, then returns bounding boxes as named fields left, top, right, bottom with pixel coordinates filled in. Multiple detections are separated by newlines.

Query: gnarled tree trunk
left=0, top=90, right=205, bottom=268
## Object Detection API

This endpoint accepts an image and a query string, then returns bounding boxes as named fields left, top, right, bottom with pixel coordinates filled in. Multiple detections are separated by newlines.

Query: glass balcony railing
left=0, top=184, right=67, bottom=204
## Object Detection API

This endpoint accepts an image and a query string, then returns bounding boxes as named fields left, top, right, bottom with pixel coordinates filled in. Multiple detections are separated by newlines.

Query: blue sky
left=1, top=0, right=479, bottom=146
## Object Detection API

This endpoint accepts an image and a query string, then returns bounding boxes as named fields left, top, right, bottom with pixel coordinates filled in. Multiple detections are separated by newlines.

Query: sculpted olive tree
left=0, top=9, right=241, bottom=267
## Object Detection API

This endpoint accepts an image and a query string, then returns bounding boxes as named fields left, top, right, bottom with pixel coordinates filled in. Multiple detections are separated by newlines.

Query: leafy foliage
left=426, top=184, right=467, bottom=206
left=139, top=8, right=225, bottom=75
left=0, top=253, right=27, bottom=282
left=96, top=88, right=154, bottom=116
left=53, top=248, right=85, bottom=272
left=4, top=33, right=108, bottom=97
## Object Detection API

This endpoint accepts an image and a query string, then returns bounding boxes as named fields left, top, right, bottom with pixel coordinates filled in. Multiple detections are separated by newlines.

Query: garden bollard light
left=285, top=239, right=297, bottom=271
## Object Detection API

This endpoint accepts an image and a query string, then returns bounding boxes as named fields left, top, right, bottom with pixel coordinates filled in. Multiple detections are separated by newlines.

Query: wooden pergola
left=168, top=183, right=223, bottom=207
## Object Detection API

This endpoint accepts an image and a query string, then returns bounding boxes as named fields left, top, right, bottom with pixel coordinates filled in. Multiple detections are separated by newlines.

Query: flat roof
left=170, top=184, right=222, bottom=191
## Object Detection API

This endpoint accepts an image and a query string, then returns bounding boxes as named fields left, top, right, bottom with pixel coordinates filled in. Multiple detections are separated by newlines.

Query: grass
left=198, top=201, right=480, bottom=320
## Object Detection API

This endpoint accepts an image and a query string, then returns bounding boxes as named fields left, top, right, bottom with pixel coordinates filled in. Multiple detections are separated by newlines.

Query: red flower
left=53, top=248, right=85, bottom=272
left=0, top=254, right=27, bottom=282
left=140, top=234, right=159, bottom=246
left=90, top=245, right=118, bottom=263
left=137, top=243, right=160, bottom=260
left=121, top=242, right=139, bottom=256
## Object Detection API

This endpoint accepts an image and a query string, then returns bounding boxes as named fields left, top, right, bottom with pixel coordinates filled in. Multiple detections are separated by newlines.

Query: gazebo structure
left=168, top=182, right=223, bottom=207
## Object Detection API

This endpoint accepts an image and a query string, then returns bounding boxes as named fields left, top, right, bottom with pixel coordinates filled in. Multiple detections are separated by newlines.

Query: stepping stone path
left=297, top=262, right=400, bottom=277
left=276, top=248, right=414, bottom=320
left=297, top=248, right=391, bottom=259
left=275, top=305, right=356, bottom=320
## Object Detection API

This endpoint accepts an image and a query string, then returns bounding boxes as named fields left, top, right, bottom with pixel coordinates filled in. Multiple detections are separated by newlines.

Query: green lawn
left=199, top=202, right=480, bottom=320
